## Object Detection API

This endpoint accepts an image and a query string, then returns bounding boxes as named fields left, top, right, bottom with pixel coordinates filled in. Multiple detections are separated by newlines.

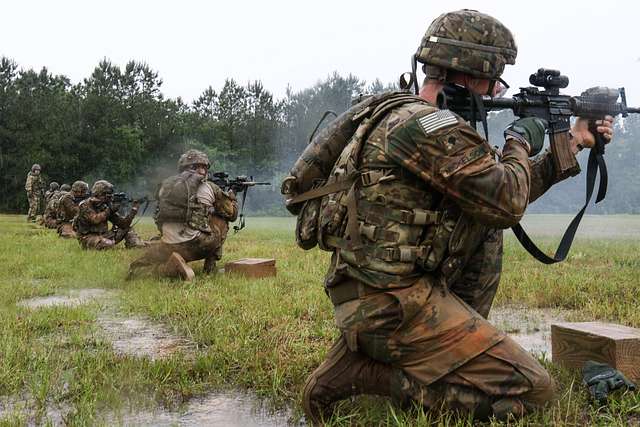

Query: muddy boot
left=302, top=336, right=393, bottom=425
left=124, top=229, right=148, bottom=249
left=158, top=252, right=195, bottom=281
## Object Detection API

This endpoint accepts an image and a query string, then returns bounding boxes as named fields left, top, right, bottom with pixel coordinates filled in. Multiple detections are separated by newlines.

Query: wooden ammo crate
left=551, top=322, right=640, bottom=382
left=224, top=258, right=276, bottom=279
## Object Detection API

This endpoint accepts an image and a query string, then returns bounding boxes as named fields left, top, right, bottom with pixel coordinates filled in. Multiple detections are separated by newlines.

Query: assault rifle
left=207, top=172, right=271, bottom=232
left=112, top=192, right=150, bottom=206
left=442, top=68, right=640, bottom=264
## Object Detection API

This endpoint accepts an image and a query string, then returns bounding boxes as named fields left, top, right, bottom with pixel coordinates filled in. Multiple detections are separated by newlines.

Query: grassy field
left=0, top=214, right=639, bottom=426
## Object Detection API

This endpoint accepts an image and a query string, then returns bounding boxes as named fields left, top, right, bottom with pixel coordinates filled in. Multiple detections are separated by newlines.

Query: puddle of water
left=97, top=315, right=193, bottom=361
left=17, top=288, right=114, bottom=309
left=0, top=396, right=70, bottom=426
left=489, top=306, right=572, bottom=357
left=106, top=391, right=296, bottom=427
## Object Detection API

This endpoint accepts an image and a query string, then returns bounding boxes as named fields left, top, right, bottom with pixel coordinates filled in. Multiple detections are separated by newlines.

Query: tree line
left=1, top=56, right=638, bottom=215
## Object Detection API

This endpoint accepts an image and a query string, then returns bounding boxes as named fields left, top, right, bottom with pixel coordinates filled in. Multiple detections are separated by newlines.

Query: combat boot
left=302, top=336, right=393, bottom=425
left=203, top=257, right=217, bottom=274
left=158, top=252, right=195, bottom=281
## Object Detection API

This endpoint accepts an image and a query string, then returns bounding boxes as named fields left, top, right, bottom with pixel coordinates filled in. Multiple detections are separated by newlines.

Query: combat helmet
left=178, top=149, right=210, bottom=172
left=91, top=180, right=114, bottom=197
left=415, top=9, right=517, bottom=81
left=49, top=182, right=60, bottom=191
left=71, top=180, right=89, bottom=196
left=60, top=183, right=72, bottom=192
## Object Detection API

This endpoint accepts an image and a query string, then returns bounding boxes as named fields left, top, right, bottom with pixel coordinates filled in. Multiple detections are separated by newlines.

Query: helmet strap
left=411, top=54, right=419, bottom=95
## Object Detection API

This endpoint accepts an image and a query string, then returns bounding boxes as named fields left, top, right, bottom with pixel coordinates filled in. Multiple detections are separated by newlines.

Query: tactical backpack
left=154, top=171, right=211, bottom=233
left=282, top=92, right=426, bottom=256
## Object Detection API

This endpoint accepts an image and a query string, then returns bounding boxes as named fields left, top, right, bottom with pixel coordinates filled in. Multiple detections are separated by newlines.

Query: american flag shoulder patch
left=417, top=110, right=458, bottom=135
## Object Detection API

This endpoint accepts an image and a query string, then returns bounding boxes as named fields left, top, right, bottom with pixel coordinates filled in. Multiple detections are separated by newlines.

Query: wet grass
left=0, top=214, right=639, bottom=425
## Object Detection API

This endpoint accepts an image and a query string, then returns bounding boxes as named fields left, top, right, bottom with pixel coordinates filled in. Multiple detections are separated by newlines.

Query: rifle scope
left=529, top=68, right=569, bottom=90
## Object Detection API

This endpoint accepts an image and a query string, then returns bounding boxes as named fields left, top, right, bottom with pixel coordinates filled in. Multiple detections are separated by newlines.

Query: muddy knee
left=522, top=367, right=555, bottom=407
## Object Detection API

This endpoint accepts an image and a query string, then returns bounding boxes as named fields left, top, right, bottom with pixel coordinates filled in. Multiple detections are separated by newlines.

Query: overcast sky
left=2, top=0, right=639, bottom=105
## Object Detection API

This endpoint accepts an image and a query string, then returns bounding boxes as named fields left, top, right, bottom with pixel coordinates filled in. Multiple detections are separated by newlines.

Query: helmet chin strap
left=411, top=54, right=419, bottom=95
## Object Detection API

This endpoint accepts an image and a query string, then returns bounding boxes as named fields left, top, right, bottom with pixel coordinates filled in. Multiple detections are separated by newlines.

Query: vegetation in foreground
left=0, top=214, right=639, bottom=426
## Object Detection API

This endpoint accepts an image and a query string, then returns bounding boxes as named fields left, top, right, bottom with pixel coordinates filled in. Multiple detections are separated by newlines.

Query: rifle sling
left=287, top=178, right=357, bottom=205
left=511, top=145, right=608, bottom=264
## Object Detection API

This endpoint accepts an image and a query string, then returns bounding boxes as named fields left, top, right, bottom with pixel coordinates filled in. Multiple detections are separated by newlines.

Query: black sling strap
left=511, top=130, right=608, bottom=264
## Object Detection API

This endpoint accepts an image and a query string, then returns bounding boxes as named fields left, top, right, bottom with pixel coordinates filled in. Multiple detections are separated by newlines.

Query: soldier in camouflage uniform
left=57, top=181, right=89, bottom=238
left=25, top=164, right=45, bottom=222
left=300, top=10, right=615, bottom=423
left=44, top=182, right=60, bottom=206
left=43, top=183, right=69, bottom=228
left=74, top=180, right=145, bottom=250
left=127, top=149, right=238, bottom=281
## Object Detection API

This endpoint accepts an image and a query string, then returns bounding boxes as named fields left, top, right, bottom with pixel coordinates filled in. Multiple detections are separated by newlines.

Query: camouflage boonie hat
left=71, top=180, right=89, bottom=195
left=416, top=9, right=517, bottom=79
left=60, top=183, right=72, bottom=192
left=178, top=149, right=210, bottom=172
left=91, top=180, right=114, bottom=197
left=49, top=182, right=60, bottom=191
left=31, top=164, right=41, bottom=172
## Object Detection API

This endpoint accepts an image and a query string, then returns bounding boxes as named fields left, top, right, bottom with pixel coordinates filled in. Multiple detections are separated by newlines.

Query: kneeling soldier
left=128, top=149, right=238, bottom=280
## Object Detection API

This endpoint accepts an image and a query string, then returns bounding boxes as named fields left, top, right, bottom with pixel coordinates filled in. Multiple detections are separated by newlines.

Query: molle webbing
left=325, top=235, right=427, bottom=263
left=359, top=200, right=441, bottom=227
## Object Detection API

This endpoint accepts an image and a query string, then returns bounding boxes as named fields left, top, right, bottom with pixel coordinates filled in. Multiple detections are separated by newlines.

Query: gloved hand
left=504, top=117, right=548, bottom=156
left=582, top=360, right=636, bottom=405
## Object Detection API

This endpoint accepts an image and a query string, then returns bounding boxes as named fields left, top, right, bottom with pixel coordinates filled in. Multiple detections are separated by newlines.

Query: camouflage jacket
left=325, top=100, right=567, bottom=289
left=25, top=172, right=44, bottom=194
left=74, top=198, right=136, bottom=235
left=44, top=191, right=63, bottom=219
left=57, top=193, right=84, bottom=222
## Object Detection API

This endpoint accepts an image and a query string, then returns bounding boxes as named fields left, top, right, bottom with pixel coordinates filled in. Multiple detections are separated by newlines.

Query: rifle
left=443, top=68, right=640, bottom=264
left=110, top=192, right=152, bottom=241
left=207, top=172, right=271, bottom=232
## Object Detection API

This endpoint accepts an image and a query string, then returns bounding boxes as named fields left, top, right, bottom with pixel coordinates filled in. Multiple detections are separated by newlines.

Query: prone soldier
left=128, top=149, right=238, bottom=281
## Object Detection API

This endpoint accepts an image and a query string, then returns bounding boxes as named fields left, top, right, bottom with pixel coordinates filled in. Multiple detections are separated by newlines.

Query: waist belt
left=326, top=280, right=384, bottom=306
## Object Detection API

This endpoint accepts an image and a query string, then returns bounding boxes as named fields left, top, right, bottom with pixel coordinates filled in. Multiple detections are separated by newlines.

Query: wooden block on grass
left=551, top=322, right=640, bottom=382
left=224, top=258, right=276, bottom=279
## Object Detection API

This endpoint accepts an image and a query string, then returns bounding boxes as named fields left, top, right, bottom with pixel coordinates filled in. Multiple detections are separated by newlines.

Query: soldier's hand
left=131, top=200, right=141, bottom=211
left=571, top=115, right=614, bottom=152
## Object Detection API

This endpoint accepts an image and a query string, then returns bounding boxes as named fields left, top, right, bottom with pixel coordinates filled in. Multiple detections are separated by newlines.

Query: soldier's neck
left=419, top=81, right=444, bottom=106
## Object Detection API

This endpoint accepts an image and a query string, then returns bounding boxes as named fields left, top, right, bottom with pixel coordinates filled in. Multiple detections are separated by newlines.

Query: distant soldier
left=128, top=149, right=238, bottom=280
left=57, top=181, right=90, bottom=238
left=24, top=164, right=45, bottom=222
left=44, top=182, right=60, bottom=205
left=43, top=183, right=70, bottom=229
left=74, top=180, right=145, bottom=250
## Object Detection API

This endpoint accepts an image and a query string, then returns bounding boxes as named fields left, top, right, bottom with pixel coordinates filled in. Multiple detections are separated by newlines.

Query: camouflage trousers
left=26, top=192, right=41, bottom=221
left=128, top=232, right=223, bottom=276
left=320, top=277, right=553, bottom=420
left=78, top=228, right=145, bottom=250
left=57, top=222, right=76, bottom=239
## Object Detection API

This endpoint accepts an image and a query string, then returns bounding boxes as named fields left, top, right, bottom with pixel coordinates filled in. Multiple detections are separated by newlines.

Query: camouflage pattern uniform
left=302, top=10, right=576, bottom=423
left=24, top=164, right=44, bottom=222
left=43, top=187, right=66, bottom=229
left=128, top=150, right=238, bottom=278
left=57, top=181, right=89, bottom=238
left=74, top=180, right=142, bottom=250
